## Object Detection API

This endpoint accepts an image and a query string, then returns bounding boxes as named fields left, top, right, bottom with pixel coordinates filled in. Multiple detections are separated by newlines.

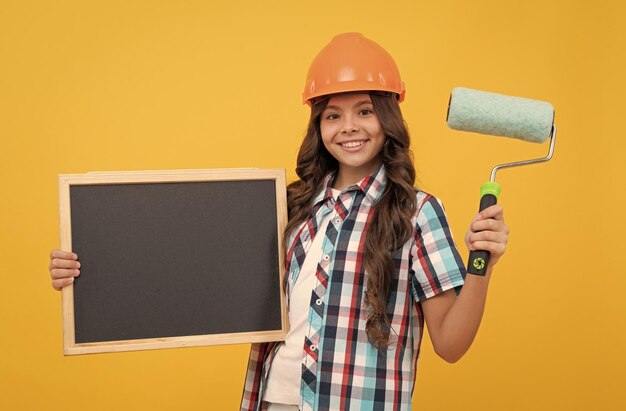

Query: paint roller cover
left=447, top=87, right=554, bottom=143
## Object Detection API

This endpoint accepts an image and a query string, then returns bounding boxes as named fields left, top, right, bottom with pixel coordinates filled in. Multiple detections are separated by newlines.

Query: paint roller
left=446, top=87, right=557, bottom=275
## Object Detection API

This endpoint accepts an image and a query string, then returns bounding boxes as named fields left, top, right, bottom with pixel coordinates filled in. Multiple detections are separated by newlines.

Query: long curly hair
left=284, top=92, right=417, bottom=350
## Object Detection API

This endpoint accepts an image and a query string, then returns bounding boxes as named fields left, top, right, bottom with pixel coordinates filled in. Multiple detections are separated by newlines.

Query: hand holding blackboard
left=49, top=249, right=80, bottom=291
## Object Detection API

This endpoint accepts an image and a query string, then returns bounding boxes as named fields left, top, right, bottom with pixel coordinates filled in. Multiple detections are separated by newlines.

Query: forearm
left=432, top=267, right=493, bottom=362
left=422, top=203, right=508, bottom=363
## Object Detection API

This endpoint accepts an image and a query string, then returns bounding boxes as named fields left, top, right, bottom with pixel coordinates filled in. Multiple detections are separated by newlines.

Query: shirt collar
left=312, top=163, right=388, bottom=206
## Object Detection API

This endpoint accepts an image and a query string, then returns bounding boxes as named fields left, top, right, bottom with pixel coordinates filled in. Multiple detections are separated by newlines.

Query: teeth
left=342, top=141, right=365, bottom=148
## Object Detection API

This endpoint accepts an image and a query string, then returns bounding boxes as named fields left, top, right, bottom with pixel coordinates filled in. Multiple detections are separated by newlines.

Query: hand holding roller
left=446, top=87, right=557, bottom=275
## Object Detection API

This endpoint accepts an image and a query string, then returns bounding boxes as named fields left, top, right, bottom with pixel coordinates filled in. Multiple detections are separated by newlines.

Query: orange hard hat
left=303, top=32, right=405, bottom=106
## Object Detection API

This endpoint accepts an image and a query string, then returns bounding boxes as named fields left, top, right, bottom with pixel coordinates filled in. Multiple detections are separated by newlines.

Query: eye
left=359, top=108, right=374, bottom=116
left=325, top=113, right=340, bottom=120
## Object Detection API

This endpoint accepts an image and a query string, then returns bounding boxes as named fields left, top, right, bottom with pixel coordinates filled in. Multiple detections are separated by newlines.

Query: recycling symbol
left=472, top=257, right=485, bottom=270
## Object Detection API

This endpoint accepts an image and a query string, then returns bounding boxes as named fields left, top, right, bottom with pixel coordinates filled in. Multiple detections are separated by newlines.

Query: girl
left=48, top=33, right=509, bottom=411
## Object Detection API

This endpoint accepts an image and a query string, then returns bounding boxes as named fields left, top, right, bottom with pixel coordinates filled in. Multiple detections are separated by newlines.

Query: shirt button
left=315, top=299, right=323, bottom=306
left=334, top=218, right=341, bottom=224
left=323, top=255, right=329, bottom=261
left=310, top=344, right=317, bottom=351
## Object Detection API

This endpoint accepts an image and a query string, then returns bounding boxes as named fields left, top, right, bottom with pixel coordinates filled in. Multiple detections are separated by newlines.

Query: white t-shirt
left=263, top=188, right=341, bottom=405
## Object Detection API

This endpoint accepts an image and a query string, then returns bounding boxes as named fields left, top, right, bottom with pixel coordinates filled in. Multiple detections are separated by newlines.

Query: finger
left=50, top=258, right=81, bottom=270
left=51, top=277, right=74, bottom=291
left=50, top=268, right=80, bottom=280
left=478, top=204, right=504, bottom=220
left=471, top=218, right=507, bottom=233
left=50, top=249, right=78, bottom=260
left=468, top=241, right=507, bottom=256
left=468, top=230, right=508, bottom=244
left=472, top=241, right=506, bottom=257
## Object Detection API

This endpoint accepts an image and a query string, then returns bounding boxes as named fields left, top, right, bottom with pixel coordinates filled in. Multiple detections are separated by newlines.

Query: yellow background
left=1, top=0, right=624, bottom=409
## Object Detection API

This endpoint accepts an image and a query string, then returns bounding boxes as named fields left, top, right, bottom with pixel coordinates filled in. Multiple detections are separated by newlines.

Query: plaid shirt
left=241, top=164, right=466, bottom=411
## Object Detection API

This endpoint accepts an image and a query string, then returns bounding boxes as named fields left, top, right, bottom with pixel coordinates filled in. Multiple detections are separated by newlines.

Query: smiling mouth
left=340, top=140, right=367, bottom=148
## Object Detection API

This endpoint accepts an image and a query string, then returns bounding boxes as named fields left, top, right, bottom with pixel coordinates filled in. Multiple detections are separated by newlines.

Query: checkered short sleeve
left=410, top=194, right=467, bottom=302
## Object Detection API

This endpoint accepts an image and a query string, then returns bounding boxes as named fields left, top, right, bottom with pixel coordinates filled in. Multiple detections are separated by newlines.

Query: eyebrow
left=324, top=100, right=373, bottom=111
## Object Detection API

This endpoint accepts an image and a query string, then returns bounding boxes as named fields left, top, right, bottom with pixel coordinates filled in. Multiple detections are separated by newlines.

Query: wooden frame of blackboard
left=58, top=168, right=288, bottom=355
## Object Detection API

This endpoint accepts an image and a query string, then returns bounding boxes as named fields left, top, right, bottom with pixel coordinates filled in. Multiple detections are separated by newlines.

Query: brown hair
left=284, top=92, right=417, bottom=350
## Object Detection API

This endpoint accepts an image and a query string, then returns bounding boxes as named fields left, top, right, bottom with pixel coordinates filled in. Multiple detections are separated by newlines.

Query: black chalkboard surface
left=58, top=168, right=288, bottom=355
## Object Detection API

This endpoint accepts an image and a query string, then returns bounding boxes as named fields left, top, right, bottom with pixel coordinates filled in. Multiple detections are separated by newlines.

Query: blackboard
left=58, top=168, right=288, bottom=355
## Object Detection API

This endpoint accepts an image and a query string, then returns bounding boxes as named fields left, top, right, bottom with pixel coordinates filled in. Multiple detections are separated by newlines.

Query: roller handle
left=467, top=191, right=498, bottom=276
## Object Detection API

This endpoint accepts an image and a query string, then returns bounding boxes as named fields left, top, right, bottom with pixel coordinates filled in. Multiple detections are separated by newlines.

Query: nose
left=340, top=114, right=359, bottom=134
